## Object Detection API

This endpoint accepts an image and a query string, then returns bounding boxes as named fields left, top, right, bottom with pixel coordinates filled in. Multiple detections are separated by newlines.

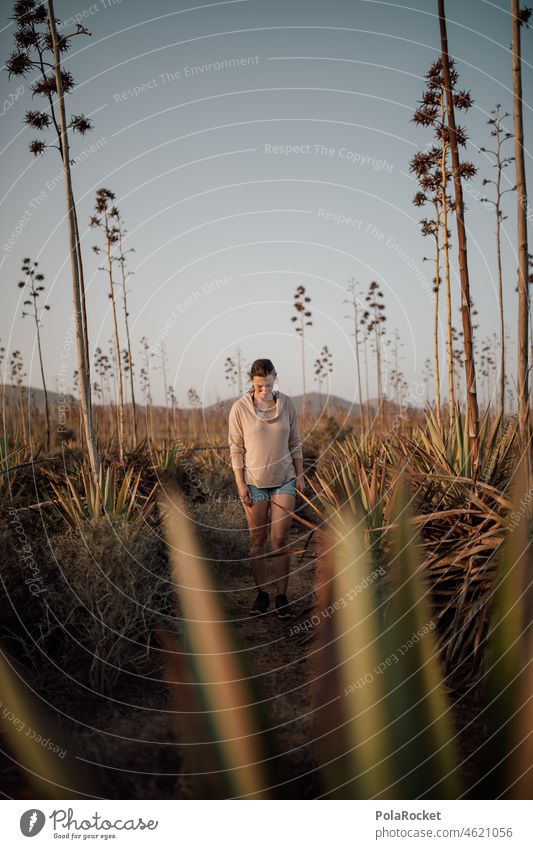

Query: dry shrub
left=0, top=514, right=181, bottom=697
left=189, top=496, right=250, bottom=565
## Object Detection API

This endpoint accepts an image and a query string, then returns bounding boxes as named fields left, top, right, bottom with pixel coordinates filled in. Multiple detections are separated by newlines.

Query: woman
left=228, top=358, right=304, bottom=618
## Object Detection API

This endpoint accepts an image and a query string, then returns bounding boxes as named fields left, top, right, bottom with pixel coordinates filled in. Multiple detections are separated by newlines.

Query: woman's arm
left=228, top=405, right=245, bottom=469
left=228, top=405, right=252, bottom=504
left=288, top=401, right=305, bottom=491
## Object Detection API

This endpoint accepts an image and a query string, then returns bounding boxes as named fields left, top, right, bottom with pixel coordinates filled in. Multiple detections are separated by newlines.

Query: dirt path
left=214, top=518, right=325, bottom=798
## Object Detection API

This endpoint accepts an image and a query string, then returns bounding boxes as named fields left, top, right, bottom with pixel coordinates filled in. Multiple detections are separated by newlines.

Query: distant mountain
left=293, top=392, right=362, bottom=415
left=3, top=386, right=421, bottom=415
left=2, top=385, right=76, bottom=409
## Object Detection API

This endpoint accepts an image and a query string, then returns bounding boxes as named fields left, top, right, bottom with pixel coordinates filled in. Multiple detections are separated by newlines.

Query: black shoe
left=250, top=590, right=270, bottom=615
left=275, top=593, right=294, bottom=619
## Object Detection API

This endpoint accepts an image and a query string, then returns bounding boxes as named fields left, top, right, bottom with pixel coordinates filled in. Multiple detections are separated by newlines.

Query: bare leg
left=243, top=498, right=271, bottom=593
left=270, top=493, right=296, bottom=596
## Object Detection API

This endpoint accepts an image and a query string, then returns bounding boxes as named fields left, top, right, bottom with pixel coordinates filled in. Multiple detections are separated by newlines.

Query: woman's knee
left=270, top=530, right=289, bottom=551
left=249, top=528, right=268, bottom=551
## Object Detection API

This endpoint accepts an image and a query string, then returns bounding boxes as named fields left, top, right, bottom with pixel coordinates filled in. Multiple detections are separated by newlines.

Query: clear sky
left=1, top=0, right=531, bottom=407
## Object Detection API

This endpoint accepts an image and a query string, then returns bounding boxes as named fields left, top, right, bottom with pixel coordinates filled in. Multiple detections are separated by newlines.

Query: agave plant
left=194, top=444, right=228, bottom=473
left=416, top=502, right=509, bottom=675
left=312, top=472, right=462, bottom=798
left=300, top=437, right=392, bottom=562
left=48, top=460, right=158, bottom=527
left=149, top=443, right=184, bottom=475
left=310, top=465, right=531, bottom=798
left=411, top=404, right=516, bottom=490
left=329, top=430, right=386, bottom=466
left=385, top=405, right=518, bottom=678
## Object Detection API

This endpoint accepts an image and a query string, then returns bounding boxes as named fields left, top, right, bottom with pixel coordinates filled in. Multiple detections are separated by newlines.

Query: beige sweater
left=228, top=389, right=303, bottom=487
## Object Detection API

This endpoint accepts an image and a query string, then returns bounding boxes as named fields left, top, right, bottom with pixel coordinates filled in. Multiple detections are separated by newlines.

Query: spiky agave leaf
left=382, top=471, right=462, bottom=798
left=412, top=405, right=516, bottom=492
left=509, top=626, right=533, bottom=799
left=48, top=460, right=155, bottom=526
left=159, top=486, right=271, bottom=799
left=307, top=438, right=391, bottom=557
left=317, top=501, right=393, bottom=798
left=0, top=650, right=91, bottom=798
left=478, top=456, right=533, bottom=798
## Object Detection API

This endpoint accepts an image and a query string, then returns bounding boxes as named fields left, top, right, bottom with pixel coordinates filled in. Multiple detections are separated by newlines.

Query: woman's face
left=252, top=374, right=276, bottom=399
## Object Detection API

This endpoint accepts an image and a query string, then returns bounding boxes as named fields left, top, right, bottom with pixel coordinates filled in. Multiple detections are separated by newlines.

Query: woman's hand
left=238, top=483, right=253, bottom=506
left=295, top=474, right=306, bottom=494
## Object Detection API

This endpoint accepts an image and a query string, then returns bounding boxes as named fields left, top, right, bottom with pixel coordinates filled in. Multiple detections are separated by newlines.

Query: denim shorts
left=247, top=477, right=296, bottom=500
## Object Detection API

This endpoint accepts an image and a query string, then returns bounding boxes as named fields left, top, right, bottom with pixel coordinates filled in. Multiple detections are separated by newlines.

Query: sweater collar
left=244, top=387, right=282, bottom=420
